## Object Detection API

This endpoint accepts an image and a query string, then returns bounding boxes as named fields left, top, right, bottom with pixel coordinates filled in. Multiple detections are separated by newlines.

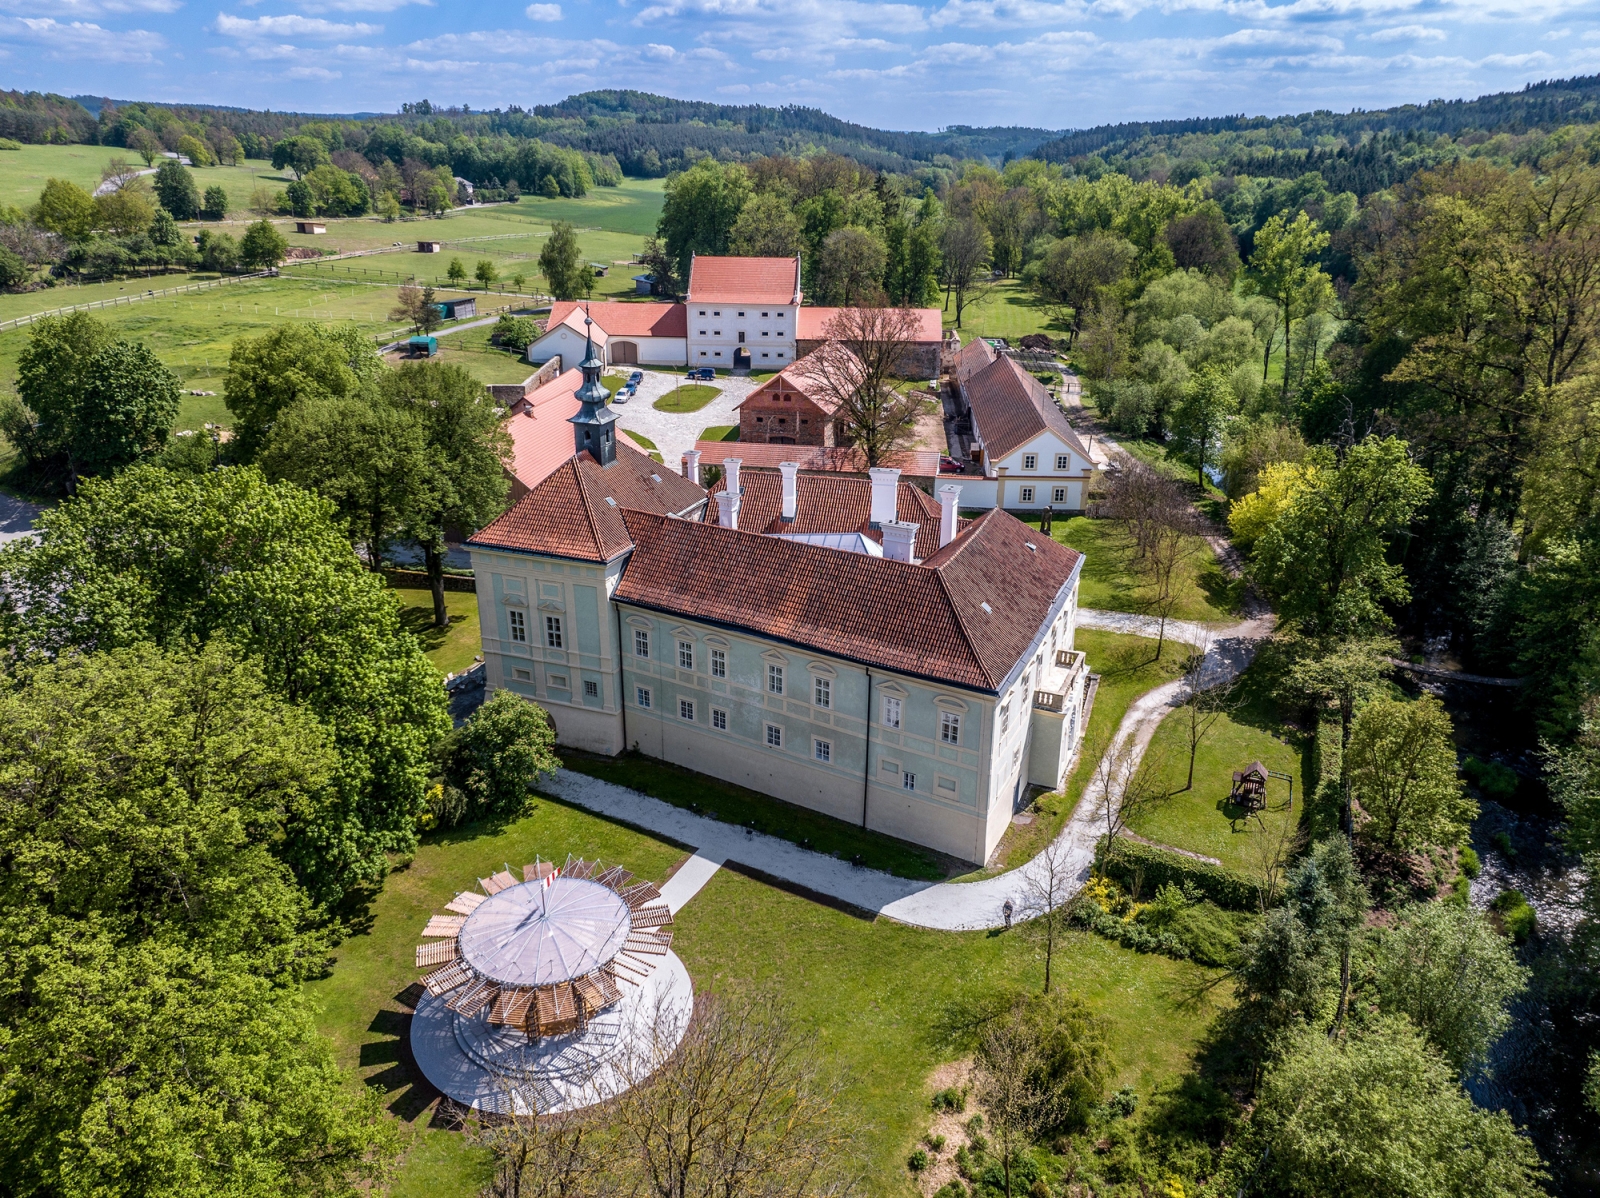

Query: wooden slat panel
left=422, top=959, right=472, bottom=996
left=415, top=939, right=459, bottom=967
left=573, top=974, right=605, bottom=1011
left=624, top=930, right=672, bottom=955
left=620, top=881, right=662, bottom=910
left=488, top=870, right=517, bottom=893
left=630, top=905, right=673, bottom=928
left=447, top=976, right=498, bottom=1016
left=523, top=862, right=555, bottom=882
left=565, top=858, right=594, bottom=880
left=422, top=915, right=467, bottom=937
left=445, top=892, right=485, bottom=915
left=479, top=874, right=508, bottom=895
left=489, top=987, right=533, bottom=1025
left=596, top=970, right=623, bottom=1004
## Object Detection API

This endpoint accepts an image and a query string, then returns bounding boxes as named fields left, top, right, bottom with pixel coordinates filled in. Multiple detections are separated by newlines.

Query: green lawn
left=310, top=797, right=1222, bottom=1198
left=1024, top=514, right=1239, bottom=623
left=392, top=587, right=481, bottom=676
left=561, top=750, right=954, bottom=880
left=986, top=629, right=1189, bottom=873
left=698, top=424, right=739, bottom=441
left=941, top=279, right=1067, bottom=344
left=513, top=176, right=665, bottom=237
left=653, top=384, right=720, bottom=413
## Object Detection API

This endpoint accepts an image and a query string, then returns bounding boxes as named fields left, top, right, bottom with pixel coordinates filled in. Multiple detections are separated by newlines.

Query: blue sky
left=3, top=0, right=1598, bottom=134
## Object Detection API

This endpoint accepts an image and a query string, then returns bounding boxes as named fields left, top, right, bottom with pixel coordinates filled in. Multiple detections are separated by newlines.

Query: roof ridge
left=933, top=557, right=997, bottom=689
left=567, top=455, right=612, bottom=558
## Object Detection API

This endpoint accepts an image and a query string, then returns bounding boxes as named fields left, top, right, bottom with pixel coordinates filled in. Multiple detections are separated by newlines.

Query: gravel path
left=544, top=610, right=1274, bottom=929
left=611, top=369, right=762, bottom=468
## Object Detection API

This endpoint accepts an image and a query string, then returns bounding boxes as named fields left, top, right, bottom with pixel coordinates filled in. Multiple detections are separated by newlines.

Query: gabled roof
left=469, top=442, right=706, bottom=562
left=966, top=355, right=1092, bottom=463
left=546, top=300, right=686, bottom=340
left=703, top=469, right=953, bottom=560
left=614, top=507, right=1081, bottom=692
left=690, top=441, right=942, bottom=477
left=505, top=370, right=584, bottom=491
left=954, top=335, right=997, bottom=385
left=734, top=341, right=861, bottom=417
left=795, top=307, right=943, bottom=343
left=687, top=255, right=802, bottom=305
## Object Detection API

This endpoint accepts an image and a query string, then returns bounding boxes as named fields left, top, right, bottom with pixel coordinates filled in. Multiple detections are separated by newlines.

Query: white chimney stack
left=724, top=456, right=742, bottom=499
left=715, top=490, right=739, bottom=530
left=938, top=484, right=962, bottom=548
left=867, top=467, right=900, bottom=527
left=882, top=520, right=919, bottom=564
left=683, top=448, right=702, bottom=486
left=779, top=461, right=799, bottom=521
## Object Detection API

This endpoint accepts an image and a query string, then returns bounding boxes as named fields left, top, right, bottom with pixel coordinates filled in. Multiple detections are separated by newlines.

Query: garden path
left=544, top=610, right=1273, bottom=930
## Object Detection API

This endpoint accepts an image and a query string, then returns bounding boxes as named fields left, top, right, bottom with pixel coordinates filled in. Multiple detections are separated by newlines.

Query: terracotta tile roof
left=614, top=507, right=1081, bottom=692
left=795, top=307, right=943, bottom=343
left=687, top=255, right=802, bottom=305
left=689, top=441, right=942, bottom=477
left=548, top=300, right=686, bottom=339
left=734, top=341, right=861, bottom=417
left=965, top=355, right=1092, bottom=462
left=504, top=370, right=584, bottom=491
left=703, top=469, right=953, bottom=559
left=954, top=335, right=997, bottom=386
left=469, top=442, right=706, bottom=562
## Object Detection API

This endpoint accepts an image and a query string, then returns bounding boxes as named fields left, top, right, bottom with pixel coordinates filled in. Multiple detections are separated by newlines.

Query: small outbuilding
left=418, top=240, right=443, bottom=253
left=633, top=274, right=655, bottom=296
left=434, top=297, right=477, bottom=320
left=295, top=221, right=327, bottom=235
left=407, top=336, right=439, bottom=357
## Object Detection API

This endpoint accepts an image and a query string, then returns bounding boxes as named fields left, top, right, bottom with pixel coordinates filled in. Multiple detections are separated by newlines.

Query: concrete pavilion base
left=410, top=951, right=693, bottom=1115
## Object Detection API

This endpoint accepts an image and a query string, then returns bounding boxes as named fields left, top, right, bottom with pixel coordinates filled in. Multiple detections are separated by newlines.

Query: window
left=544, top=616, right=563, bottom=648
left=1055, top=454, right=1071, bottom=471
left=1023, top=454, right=1037, bottom=470
left=549, top=673, right=569, bottom=689
left=937, top=775, right=958, bottom=796
left=711, top=648, right=726, bottom=678
left=940, top=711, right=961, bottom=745
left=713, top=310, right=720, bottom=316
left=634, top=629, right=650, bottom=658
left=584, top=679, right=599, bottom=698
left=508, top=609, right=526, bottom=643
left=814, top=677, right=832, bottom=709
left=712, top=707, right=728, bottom=731
left=882, top=696, right=902, bottom=729
left=1053, top=487, right=1067, bottom=504
left=1000, top=703, right=1010, bottom=735
left=903, top=771, right=917, bottom=792
left=678, top=640, right=694, bottom=670
left=513, top=667, right=532, bottom=682
left=768, top=664, right=784, bottom=695
left=762, top=311, right=769, bottom=317
left=698, top=309, right=706, bottom=315
left=765, top=723, right=783, bottom=748
left=738, top=311, right=745, bottom=317
left=814, top=738, right=832, bottom=763
left=1020, top=486, right=1035, bottom=503
left=882, top=758, right=901, bottom=775
left=636, top=686, right=652, bottom=709
left=679, top=698, right=695, bottom=722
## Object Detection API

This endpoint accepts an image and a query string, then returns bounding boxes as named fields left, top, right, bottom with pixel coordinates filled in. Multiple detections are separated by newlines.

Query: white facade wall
left=527, top=324, right=688, bottom=369
left=686, top=304, right=795, bottom=368
left=955, top=430, right=1096, bottom=511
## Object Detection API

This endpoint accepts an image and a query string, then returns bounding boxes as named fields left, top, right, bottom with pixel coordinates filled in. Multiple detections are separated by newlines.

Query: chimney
left=938, top=484, right=962, bottom=548
left=682, top=448, right=702, bottom=486
left=867, top=467, right=900, bottom=527
left=715, top=490, right=739, bottom=530
left=779, top=461, right=799, bottom=521
left=724, top=456, right=742, bottom=499
left=881, top=520, right=919, bottom=564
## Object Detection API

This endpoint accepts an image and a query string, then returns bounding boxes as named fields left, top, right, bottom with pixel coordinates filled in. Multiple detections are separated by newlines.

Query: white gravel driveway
left=611, top=369, right=762, bottom=469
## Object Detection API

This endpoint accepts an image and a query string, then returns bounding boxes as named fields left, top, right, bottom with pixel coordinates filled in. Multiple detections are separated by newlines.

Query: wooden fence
left=0, top=270, right=274, bottom=333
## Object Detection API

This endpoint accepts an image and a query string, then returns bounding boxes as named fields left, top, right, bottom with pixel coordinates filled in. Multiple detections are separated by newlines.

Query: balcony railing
left=1034, top=690, right=1064, bottom=712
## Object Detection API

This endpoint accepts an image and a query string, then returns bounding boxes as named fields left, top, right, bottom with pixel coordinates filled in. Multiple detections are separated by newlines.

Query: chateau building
left=469, top=322, right=1092, bottom=865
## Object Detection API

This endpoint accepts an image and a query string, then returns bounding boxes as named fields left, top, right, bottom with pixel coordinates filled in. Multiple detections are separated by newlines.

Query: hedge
left=1096, top=837, right=1264, bottom=912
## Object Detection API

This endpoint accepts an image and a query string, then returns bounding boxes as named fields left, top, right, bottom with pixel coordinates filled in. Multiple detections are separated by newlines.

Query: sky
left=3, top=0, right=1599, bottom=134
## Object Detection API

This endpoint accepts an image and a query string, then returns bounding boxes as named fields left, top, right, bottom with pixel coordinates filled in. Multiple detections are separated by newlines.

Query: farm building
left=418, top=240, right=443, bottom=253
left=295, top=221, right=327, bottom=235
left=435, top=297, right=477, bottom=320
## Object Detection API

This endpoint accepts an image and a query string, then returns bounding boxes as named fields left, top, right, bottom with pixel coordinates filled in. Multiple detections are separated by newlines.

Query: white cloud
left=213, top=13, right=380, bottom=37
left=0, top=0, right=180, bottom=13
left=0, top=15, right=164, bottom=60
left=525, top=2, right=561, bottom=18
left=1365, top=23, right=1447, bottom=41
left=304, top=0, right=431, bottom=9
left=285, top=63, right=339, bottom=76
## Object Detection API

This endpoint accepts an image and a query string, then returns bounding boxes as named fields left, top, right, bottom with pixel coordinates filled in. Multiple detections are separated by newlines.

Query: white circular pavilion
left=409, top=857, right=692, bottom=1114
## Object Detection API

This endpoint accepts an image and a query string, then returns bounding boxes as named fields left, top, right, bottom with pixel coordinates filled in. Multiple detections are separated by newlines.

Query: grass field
left=392, top=587, right=481, bottom=676
left=653, top=383, right=720, bottom=413
left=310, top=794, right=1222, bottom=1198
left=941, top=279, right=1067, bottom=344
left=0, top=145, right=293, bottom=213
left=397, top=326, right=537, bottom=387
left=985, top=629, right=1189, bottom=873
left=1023, top=514, right=1239, bottom=623
left=699, top=424, right=739, bottom=441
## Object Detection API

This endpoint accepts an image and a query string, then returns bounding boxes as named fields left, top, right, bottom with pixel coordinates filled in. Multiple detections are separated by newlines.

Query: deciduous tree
left=30, top=177, right=96, bottom=240
left=223, top=322, right=362, bottom=459
left=239, top=217, right=288, bottom=270
left=657, top=158, right=753, bottom=280
left=807, top=305, right=926, bottom=467
left=813, top=226, right=888, bottom=306
left=153, top=159, right=201, bottom=220
left=938, top=216, right=992, bottom=329
left=1349, top=694, right=1475, bottom=851
left=730, top=191, right=803, bottom=258
left=539, top=220, right=588, bottom=301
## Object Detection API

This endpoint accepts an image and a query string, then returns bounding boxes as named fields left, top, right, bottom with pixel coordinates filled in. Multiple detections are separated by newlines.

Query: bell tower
left=567, top=311, right=618, bottom=467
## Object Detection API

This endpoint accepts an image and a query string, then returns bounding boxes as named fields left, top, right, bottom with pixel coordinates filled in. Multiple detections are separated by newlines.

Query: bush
left=926, top=1133, right=947, bottom=1152
left=1490, top=889, right=1536, bottom=942
left=0, top=137, right=21, bottom=150
left=1167, top=901, right=1253, bottom=967
left=934, top=1183, right=968, bottom=1198
left=1097, top=838, right=1262, bottom=911
left=1459, top=846, right=1481, bottom=878
left=433, top=689, right=560, bottom=827
left=1463, top=756, right=1520, bottom=802
left=201, top=185, right=228, bottom=221
left=493, top=313, right=541, bottom=352
left=907, top=1149, right=928, bottom=1173
left=931, top=1086, right=966, bottom=1112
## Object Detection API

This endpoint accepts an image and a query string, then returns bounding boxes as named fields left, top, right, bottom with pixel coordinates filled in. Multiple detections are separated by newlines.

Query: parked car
left=690, top=367, right=715, bottom=381
left=628, top=370, right=644, bottom=385
left=612, top=388, right=629, bottom=404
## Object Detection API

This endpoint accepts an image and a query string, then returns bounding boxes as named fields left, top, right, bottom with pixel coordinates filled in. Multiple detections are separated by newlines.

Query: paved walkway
left=612, top=369, right=762, bottom=470
left=546, top=611, right=1273, bottom=931
left=0, top=493, right=42, bottom=546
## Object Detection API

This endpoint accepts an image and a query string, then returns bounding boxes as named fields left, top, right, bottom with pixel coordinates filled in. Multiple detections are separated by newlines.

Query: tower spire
left=568, top=307, right=618, bottom=467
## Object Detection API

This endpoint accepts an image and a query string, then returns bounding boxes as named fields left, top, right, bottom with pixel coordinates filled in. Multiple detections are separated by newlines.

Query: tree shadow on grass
left=397, top=601, right=465, bottom=659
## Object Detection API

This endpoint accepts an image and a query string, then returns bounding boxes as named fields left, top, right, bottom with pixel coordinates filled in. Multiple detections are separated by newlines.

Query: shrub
left=934, top=1183, right=969, bottom=1198
left=907, top=1149, right=928, bottom=1173
left=1460, top=845, right=1481, bottom=878
left=493, top=313, right=541, bottom=352
left=1168, top=901, right=1253, bottom=967
left=931, top=1086, right=966, bottom=1112
left=0, top=137, right=21, bottom=150
left=1102, top=1087, right=1138, bottom=1118
left=433, top=689, right=560, bottom=826
left=201, top=185, right=229, bottom=221
left=1463, top=756, right=1520, bottom=802
left=1490, top=889, right=1536, bottom=942
left=1491, top=830, right=1516, bottom=858
left=1097, top=838, right=1262, bottom=911
left=926, top=1133, right=947, bottom=1152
